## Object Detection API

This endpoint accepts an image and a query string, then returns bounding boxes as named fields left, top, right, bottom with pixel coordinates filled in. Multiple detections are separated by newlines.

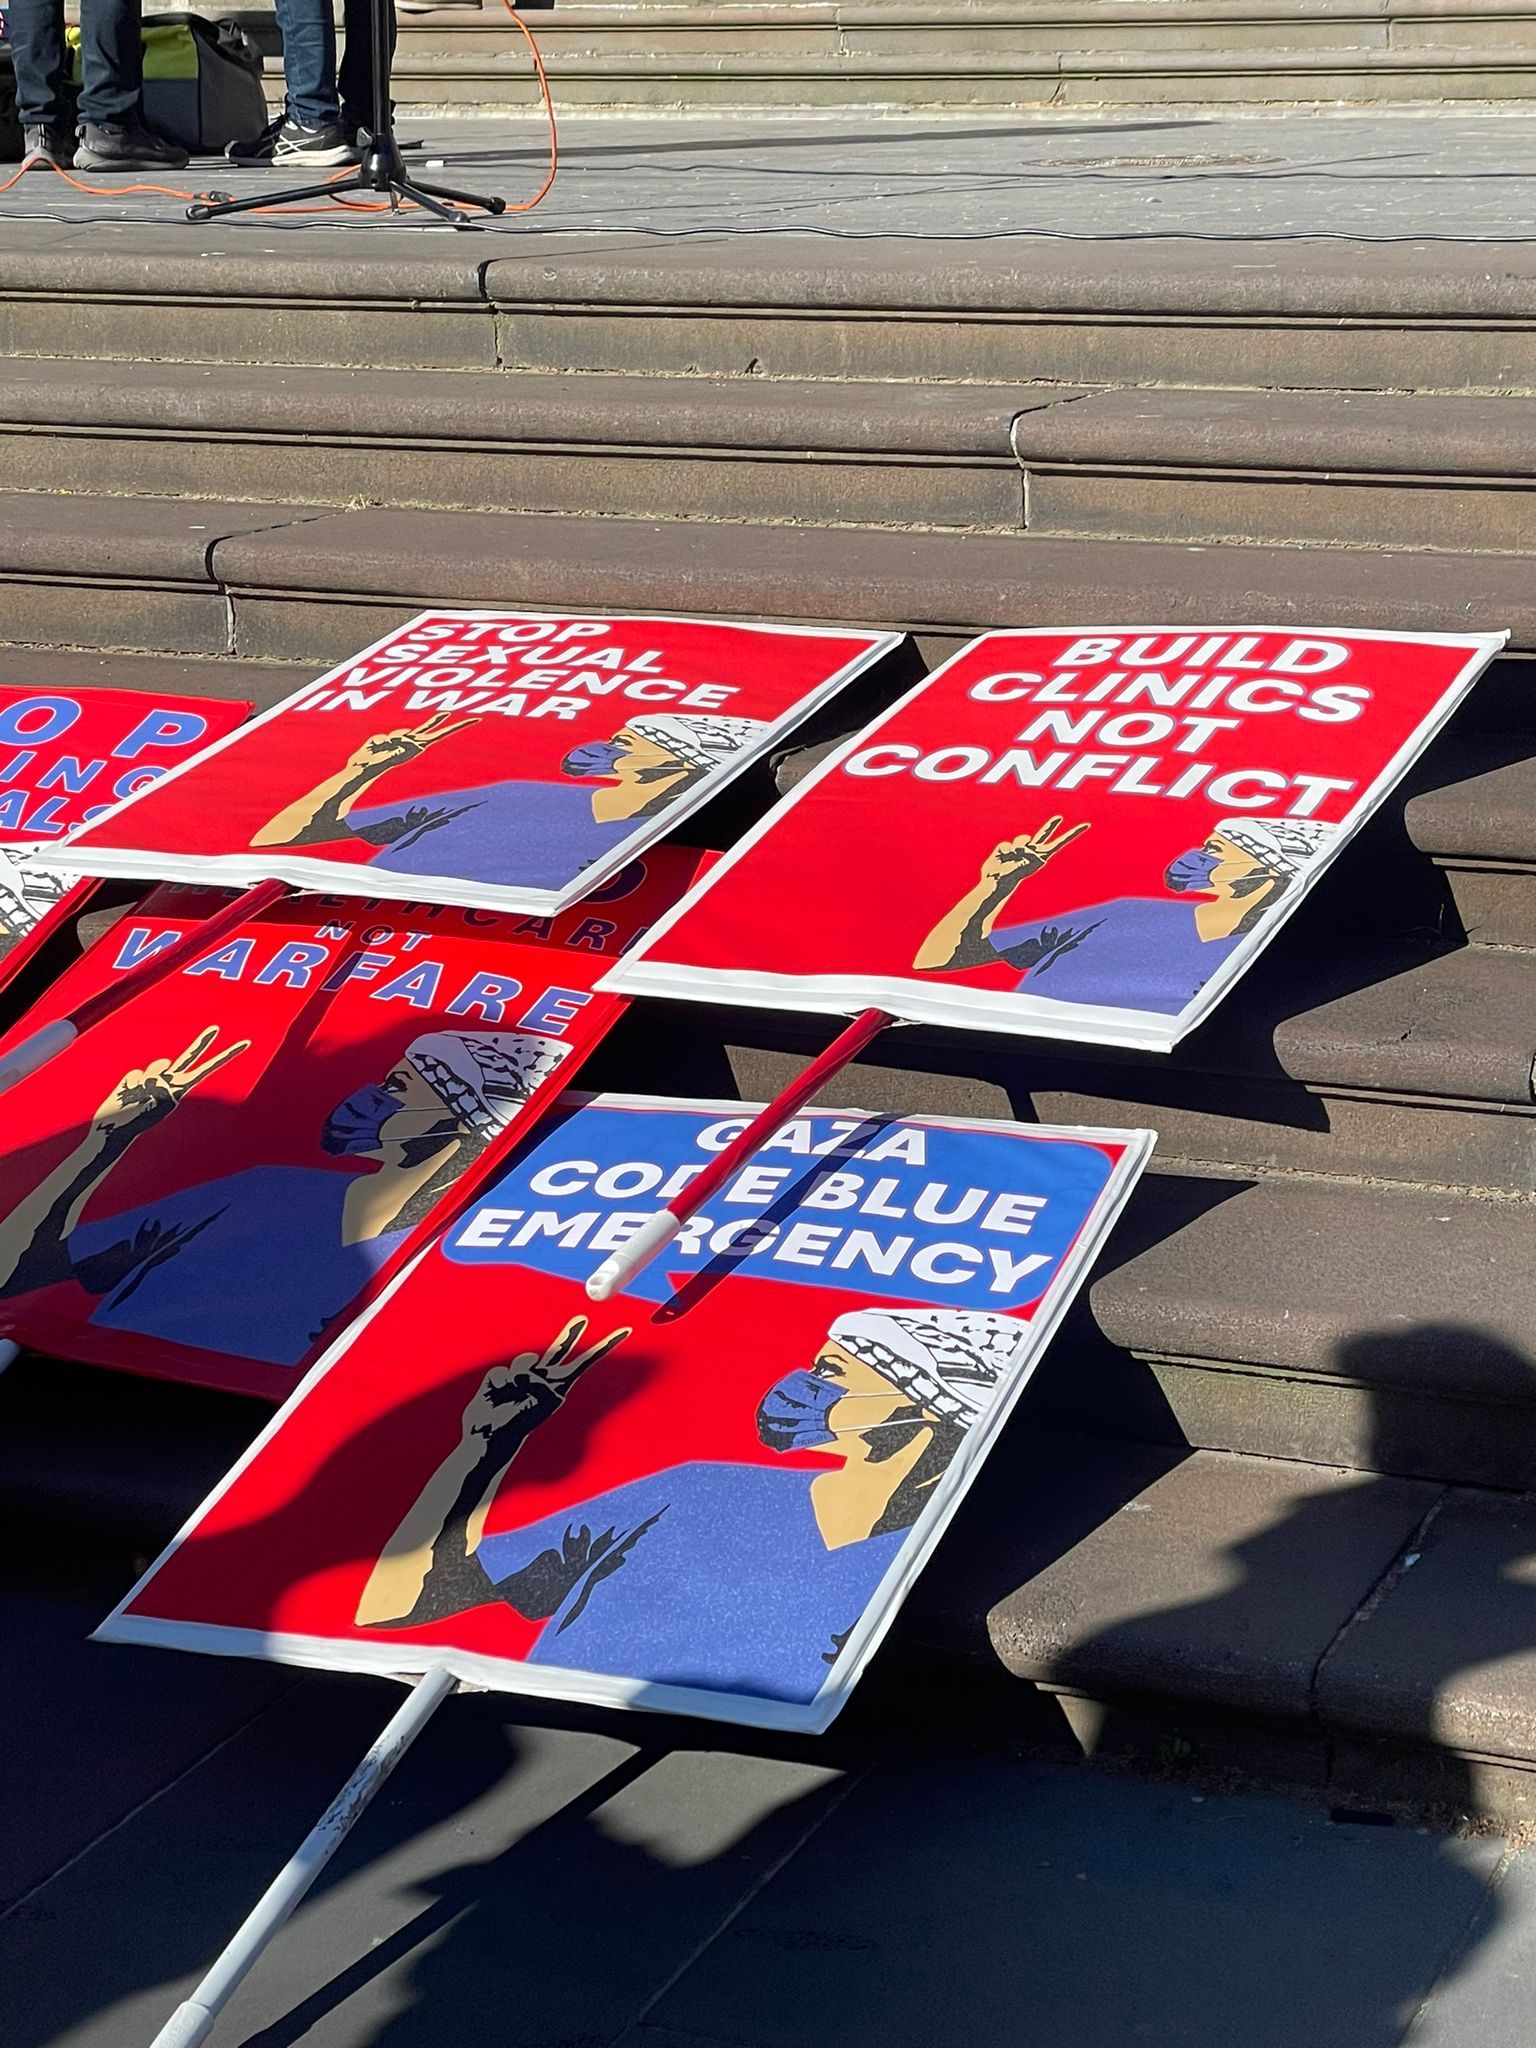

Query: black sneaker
left=21, top=124, right=72, bottom=169
left=74, top=121, right=189, bottom=172
left=226, top=116, right=357, bottom=167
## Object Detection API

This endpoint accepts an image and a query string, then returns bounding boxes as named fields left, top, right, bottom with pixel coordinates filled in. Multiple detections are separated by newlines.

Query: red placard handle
left=586, top=1006, right=892, bottom=1301
left=0, top=878, right=291, bottom=1096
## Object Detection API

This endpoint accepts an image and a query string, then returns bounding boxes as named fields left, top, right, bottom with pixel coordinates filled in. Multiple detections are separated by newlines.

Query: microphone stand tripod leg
left=186, top=176, right=353, bottom=221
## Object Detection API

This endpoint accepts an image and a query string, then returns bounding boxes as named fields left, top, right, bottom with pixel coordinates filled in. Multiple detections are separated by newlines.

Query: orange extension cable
left=0, top=0, right=557, bottom=218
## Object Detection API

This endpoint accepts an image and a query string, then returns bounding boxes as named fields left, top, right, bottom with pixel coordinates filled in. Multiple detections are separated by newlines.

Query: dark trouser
left=9, top=0, right=142, bottom=127
left=273, top=0, right=395, bottom=132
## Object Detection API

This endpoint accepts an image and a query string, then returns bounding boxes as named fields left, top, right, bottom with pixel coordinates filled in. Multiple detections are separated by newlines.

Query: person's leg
left=74, top=0, right=141, bottom=124
left=273, top=0, right=342, bottom=130
left=72, top=0, right=188, bottom=168
left=8, top=0, right=69, bottom=130
left=338, top=0, right=395, bottom=139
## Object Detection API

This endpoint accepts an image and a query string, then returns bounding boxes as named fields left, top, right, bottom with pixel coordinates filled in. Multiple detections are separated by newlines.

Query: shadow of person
left=1018, top=1321, right=1536, bottom=2044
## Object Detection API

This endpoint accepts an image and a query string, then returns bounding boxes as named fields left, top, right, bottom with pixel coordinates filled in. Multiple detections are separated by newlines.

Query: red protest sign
left=49, top=611, right=900, bottom=915
left=99, top=1095, right=1152, bottom=1733
left=0, top=686, right=250, bottom=999
left=0, top=847, right=709, bottom=1399
left=610, top=626, right=1504, bottom=1053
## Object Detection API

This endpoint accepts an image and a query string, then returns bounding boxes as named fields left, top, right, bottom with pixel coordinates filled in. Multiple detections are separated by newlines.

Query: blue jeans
left=9, top=0, right=142, bottom=126
left=273, top=0, right=395, bottom=130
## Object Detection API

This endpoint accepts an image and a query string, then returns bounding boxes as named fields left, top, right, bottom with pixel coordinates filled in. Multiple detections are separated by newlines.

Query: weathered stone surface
left=1320, top=1488, right=1536, bottom=1764
left=0, top=645, right=306, bottom=709
left=984, top=1442, right=1437, bottom=1719
left=1091, top=1173, right=1536, bottom=1403
left=211, top=507, right=1536, bottom=645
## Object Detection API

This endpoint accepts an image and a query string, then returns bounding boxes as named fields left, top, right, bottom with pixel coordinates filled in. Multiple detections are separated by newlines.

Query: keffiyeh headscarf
left=826, top=1309, right=1024, bottom=1430
left=1212, top=816, right=1339, bottom=878
left=626, top=713, right=766, bottom=773
left=404, top=1030, right=570, bottom=1137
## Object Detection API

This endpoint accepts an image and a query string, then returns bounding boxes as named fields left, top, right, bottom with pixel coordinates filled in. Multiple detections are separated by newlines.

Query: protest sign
left=99, top=1094, right=1152, bottom=1733
left=0, top=850, right=707, bottom=1399
left=0, top=686, right=250, bottom=998
left=47, top=611, right=902, bottom=916
left=608, top=626, right=1505, bottom=1053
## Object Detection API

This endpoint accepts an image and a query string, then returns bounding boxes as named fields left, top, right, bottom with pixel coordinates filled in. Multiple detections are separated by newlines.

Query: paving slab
left=1, top=1671, right=846, bottom=2048
left=0, top=1544, right=295, bottom=1916
left=1321, top=1488, right=1536, bottom=1764
left=1406, top=1843, right=1536, bottom=2048
left=634, top=1753, right=1503, bottom=2048
left=983, top=1441, right=1437, bottom=1717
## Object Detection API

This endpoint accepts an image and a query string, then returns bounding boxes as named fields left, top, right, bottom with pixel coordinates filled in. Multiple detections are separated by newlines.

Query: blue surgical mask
left=561, top=739, right=627, bottom=779
left=757, top=1370, right=842, bottom=1452
left=322, top=1083, right=400, bottom=1157
left=1164, top=846, right=1220, bottom=893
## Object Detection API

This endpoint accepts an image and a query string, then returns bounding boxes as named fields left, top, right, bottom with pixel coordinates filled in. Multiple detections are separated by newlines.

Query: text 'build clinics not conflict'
left=839, top=632, right=1386, bottom=817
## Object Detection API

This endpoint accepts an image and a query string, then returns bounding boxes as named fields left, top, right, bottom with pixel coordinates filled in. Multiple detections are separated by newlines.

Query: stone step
left=0, top=358, right=1066, bottom=532
left=10, top=229, right=1536, bottom=397
left=687, top=932, right=1536, bottom=1198
left=4, top=486, right=1534, bottom=683
left=1403, top=740, right=1536, bottom=944
left=1072, top=1171, right=1536, bottom=1488
left=327, top=41, right=1536, bottom=112
left=341, top=0, right=1536, bottom=65
left=13, top=363, right=1536, bottom=554
left=1011, top=386, right=1536, bottom=554
left=921, top=1429, right=1536, bottom=1827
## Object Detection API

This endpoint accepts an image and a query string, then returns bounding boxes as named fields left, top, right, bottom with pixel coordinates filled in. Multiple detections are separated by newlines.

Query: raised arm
left=357, top=1317, right=630, bottom=1629
left=250, top=712, right=478, bottom=849
left=0, top=1027, right=249, bottom=1298
left=913, top=817, right=1090, bottom=971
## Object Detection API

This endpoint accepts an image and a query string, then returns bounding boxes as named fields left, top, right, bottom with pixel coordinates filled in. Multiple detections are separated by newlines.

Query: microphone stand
left=186, top=0, right=505, bottom=227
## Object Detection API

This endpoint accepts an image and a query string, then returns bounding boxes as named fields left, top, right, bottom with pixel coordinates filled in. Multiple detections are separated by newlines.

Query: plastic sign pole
left=0, top=878, right=291, bottom=1097
left=587, top=1005, right=893, bottom=1302
left=148, top=1664, right=457, bottom=2048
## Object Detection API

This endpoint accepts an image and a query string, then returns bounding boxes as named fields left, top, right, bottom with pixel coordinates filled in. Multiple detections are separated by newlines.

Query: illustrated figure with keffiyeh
left=915, top=814, right=1339, bottom=1015
left=0, top=1025, right=567, bottom=1369
left=0, top=843, right=73, bottom=950
left=251, top=708, right=767, bottom=894
left=356, top=1306, right=1024, bottom=1705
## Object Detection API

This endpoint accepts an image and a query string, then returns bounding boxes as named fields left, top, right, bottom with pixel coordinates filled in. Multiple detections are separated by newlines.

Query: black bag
left=138, top=13, right=268, bottom=152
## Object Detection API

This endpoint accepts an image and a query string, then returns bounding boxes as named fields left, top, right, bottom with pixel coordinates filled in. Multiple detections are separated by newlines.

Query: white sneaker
left=396, top=0, right=482, bottom=12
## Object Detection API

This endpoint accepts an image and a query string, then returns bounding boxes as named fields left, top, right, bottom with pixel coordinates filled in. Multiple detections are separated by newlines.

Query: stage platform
left=2, top=104, right=1536, bottom=236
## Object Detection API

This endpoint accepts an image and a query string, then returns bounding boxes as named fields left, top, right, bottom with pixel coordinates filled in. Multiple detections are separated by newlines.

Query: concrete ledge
left=0, top=359, right=1062, bottom=458
left=983, top=1442, right=1437, bottom=1720
left=1091, top=1172, right=1536, bottom=1404
left=1320, top=1487, right=1536, bottom=1768
left=204, top=506, right=1536, bottom=644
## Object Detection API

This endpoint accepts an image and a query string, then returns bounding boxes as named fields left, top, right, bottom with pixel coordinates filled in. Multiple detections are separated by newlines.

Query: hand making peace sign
left=344, top=710, right=480, bottom=780
left=979, top=816, right=1091, bottom=888
left=461, top=1316, right=633, bottom=1450
left=93, top=1026, right=252, bottom=1137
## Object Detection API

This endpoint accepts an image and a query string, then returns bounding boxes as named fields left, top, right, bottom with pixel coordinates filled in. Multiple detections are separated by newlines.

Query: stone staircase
left=5, top=220, right=1536, bottom=1823
left=232, top=0, right=1536, bottom=112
